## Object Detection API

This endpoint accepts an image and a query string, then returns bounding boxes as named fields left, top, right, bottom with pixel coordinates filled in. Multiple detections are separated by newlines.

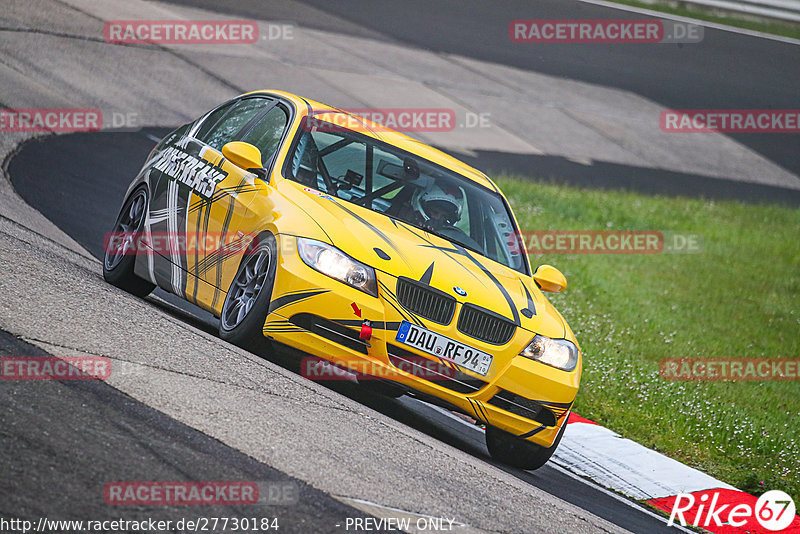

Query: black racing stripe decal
left=398, top=220, right=521, bottom=323
left=519, top=425, right=546, bottom=439
left=466, top=398, right=483, bottom=423
left=177, top=186, right=190, bottom=291
left=334, top=319, right=374, bottom=328
left=537, top=400, right=573, bottom=418
left=193, top=235, right=252, bottom=278
left=263, top=319, right=304, bottom=334
left=520, top=278, right=536, bottom=318
left=436, top=357, right=455, bottom=370
left=193, top=247, right=242, bottom=279
left=398, top=222, right=485, bottom=287
left=457, top=246, right=520, bottom=325
left=384, top=293, right=424, bottom=328
left=184, top=156, right=252, bottom=211
left=332, top=319, right=401, bottom=331
left=435, top=356, right=471, bottom=377
left=268, top=289, right=330, bottom=314
left=199, top=176, right=215, bottom=288
left=218, top=184, right=261, bottom=195
left=329, top=201, right=408, bottom=266
left=189, top=192, right=208, bottom=304
left=419, top=262, right=434, bottom=285
left=475, top=399, right=491, bottom=425
left=538, top=399, right=574, bottom=409
left=467, top=399, right=492, bottom=426
left=378, top=280, right=424, bottom=327
left=211, top=175, right=243, bottom=307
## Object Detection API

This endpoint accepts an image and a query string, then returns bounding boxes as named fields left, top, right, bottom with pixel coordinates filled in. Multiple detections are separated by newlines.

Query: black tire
left=103, top=186, right=156, bottom=298
left=218, top=233, right=277, bottom=353
left=485, top=421, right=567, bottom=470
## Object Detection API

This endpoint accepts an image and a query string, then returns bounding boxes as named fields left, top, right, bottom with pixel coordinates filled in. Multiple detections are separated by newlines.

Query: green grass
left=496, top=176, right=800, bottom=498
left=608, top=0, right=800, bottom=40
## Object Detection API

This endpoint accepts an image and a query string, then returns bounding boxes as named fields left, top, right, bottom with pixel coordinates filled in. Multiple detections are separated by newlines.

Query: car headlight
left=520, top=335, right=579, bottom=371
left=297, top=237, right=377, bottom=296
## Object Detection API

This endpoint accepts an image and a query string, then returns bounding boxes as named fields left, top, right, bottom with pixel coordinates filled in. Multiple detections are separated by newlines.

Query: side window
left=198, top=98, right=267, bottom=151
left=454, top=186, right=470, bottom=234
left=194, top=102, right=234, bottom=141
left=240, top=106, right=289, bottom=166
left=320, top=141, right=366, bottom=183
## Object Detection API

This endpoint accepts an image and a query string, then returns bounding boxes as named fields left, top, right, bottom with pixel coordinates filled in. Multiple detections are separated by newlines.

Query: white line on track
left=578, top=0, right=800, bottom=45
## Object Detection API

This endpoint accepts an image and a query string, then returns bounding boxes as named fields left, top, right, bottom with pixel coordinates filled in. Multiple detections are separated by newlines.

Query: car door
left=187, top=99, right=291, bottom=313
left=145, top=96, right=269, bottom=303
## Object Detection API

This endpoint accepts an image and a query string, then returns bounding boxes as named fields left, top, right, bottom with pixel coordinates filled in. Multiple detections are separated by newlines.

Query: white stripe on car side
left=167, top=180, right=183, bottom=296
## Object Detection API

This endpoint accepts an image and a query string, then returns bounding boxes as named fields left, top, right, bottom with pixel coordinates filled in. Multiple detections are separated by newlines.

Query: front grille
left=290, top=313, right=369, bottom=354
left=457, top=304, right=516, bottom=345
left=488, top=389, right=557, bottom=426
left=386, top=343, right=487, bottom=394
left=396, top=277, right=456, bottom=325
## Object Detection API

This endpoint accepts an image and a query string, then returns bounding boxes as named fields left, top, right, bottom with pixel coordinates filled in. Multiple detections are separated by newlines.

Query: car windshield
left=286, top=116, right=528, bottom=274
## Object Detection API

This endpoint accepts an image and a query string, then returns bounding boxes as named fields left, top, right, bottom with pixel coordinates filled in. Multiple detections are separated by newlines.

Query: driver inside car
left=411, top=182, right=463, bottom=232
left=406, top=182, right=482, bottom=251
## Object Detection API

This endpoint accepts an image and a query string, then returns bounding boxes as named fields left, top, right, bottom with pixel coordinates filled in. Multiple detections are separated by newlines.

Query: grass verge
left=496, top=176, right=800, bottom=497
left=607, top=0, right=800, bottom=40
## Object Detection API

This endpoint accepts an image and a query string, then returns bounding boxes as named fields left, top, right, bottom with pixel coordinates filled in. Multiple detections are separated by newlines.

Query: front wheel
left=103, top=186, right=156, bottom=297
left=485, top=421, right=567, bottom=470
left=219, top=233, right=277, bottom=352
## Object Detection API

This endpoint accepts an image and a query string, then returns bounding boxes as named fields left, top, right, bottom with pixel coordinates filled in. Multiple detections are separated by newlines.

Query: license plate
left=395, top=321, right=493, bottom=376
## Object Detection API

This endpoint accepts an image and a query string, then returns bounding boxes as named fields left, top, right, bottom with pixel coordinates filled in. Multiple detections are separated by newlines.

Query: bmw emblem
left=453, top=286, right=467, bottom=297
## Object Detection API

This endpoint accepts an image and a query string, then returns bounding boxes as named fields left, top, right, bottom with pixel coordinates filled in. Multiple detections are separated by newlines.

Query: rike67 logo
left=658, top=489, right=799, bottom=532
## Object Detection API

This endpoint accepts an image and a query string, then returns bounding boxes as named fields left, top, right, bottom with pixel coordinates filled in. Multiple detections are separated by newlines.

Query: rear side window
left=197, top=98, right=268, bottom=151
left=239, top=106, right=289, bottom=166
left=194, top=102, right=234, bottom=141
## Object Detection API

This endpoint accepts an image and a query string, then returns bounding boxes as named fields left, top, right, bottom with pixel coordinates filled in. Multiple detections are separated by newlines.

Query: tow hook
left=359, top=319, right=373, bottom=341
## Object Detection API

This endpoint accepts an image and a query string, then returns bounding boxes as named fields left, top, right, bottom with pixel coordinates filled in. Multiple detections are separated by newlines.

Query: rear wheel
left=485, top=421, right=566, bottom=470
left=219, top=233, right=277, bottom=352
left=103, top=186, right=156, bottom=297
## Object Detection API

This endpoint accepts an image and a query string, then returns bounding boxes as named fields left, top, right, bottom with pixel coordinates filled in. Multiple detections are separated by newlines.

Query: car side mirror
left=222, top=142, right=266, bottom=179
left=533, top=264, right=567, bottom=293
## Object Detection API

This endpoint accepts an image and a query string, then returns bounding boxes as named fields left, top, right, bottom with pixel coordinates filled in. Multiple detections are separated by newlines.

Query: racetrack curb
left=560, top=414, right=800, bottom=533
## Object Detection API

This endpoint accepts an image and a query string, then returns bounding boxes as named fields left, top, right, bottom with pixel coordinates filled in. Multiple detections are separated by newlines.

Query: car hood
left=280, top=181, right=567, bottom=338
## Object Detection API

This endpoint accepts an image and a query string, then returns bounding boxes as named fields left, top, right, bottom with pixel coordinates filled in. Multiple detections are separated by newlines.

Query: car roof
left=243, top=89, right=500, bottom=192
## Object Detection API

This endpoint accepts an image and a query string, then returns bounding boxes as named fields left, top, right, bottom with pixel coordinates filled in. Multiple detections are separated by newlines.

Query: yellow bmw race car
left=103, top=90, right=582, bottom=470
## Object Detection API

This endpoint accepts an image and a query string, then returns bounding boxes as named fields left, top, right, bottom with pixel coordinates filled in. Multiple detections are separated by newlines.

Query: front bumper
left=263, top=234, right=581, bottom=448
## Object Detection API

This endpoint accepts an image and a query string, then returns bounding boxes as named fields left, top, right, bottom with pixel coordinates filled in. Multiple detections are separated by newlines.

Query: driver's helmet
left=412, top=182, right=463, bottom=227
